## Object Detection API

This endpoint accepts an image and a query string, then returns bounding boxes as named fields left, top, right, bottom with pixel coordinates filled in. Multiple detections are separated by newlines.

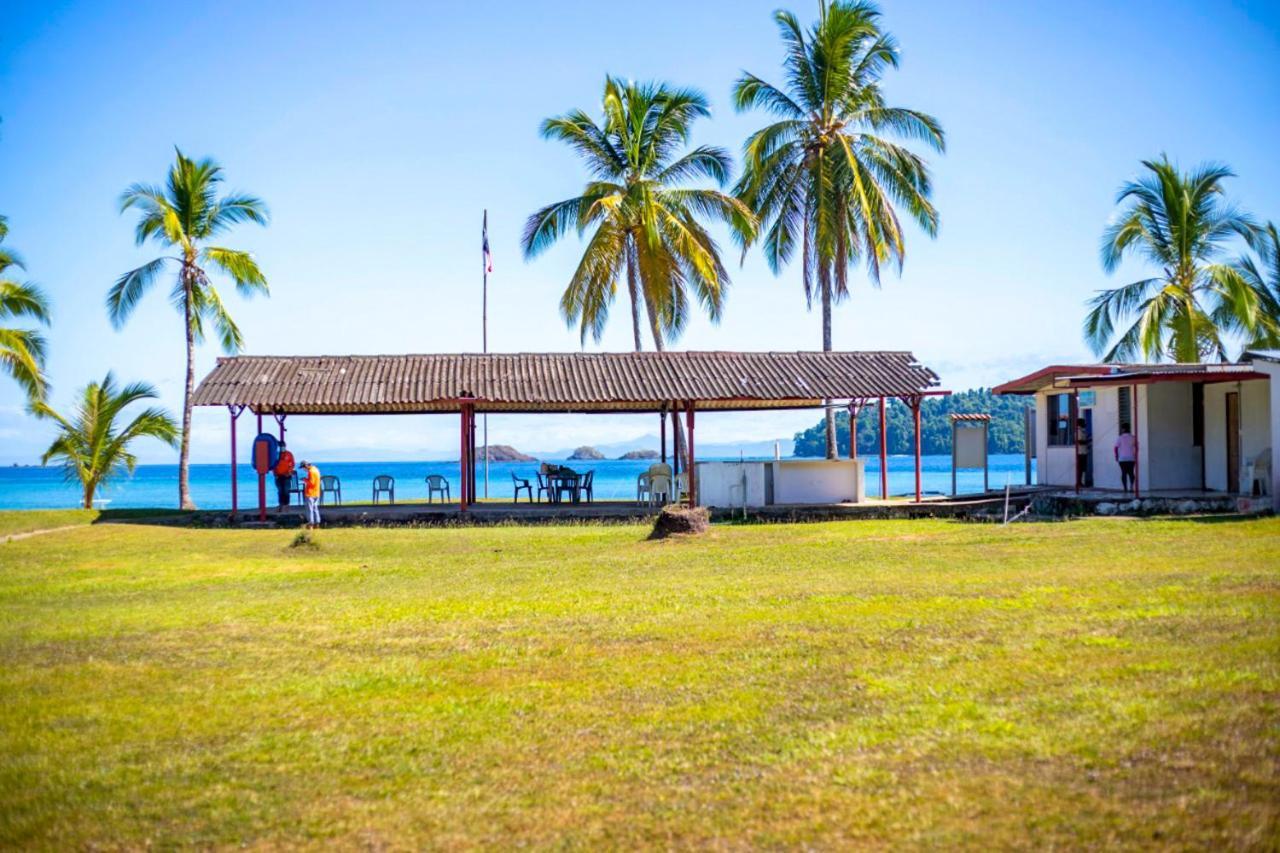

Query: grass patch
left=0, top=508, right=191, bottom=538
left=0, top=509, right=99, bottom=537
left=0, top=517, right=1276, bottom=847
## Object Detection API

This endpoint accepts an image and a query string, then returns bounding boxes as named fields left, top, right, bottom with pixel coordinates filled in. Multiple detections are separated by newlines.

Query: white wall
left=774, top=459, right=865, bottom=504
left=1205, top=378, right=1272, bottom=496
left=1143, top=382, right=1203, bottom=490
left=1253, top=363, right=1280, bottom=508
left=695, top=459, right=865, bottom=506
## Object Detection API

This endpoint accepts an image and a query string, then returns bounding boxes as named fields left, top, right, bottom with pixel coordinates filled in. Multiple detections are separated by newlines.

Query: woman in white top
left=1114, top=423, right=1137, bottom=491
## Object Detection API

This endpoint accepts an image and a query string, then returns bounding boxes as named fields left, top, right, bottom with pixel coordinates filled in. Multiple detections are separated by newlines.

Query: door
left=1226, top=392, right=1240, bottom=493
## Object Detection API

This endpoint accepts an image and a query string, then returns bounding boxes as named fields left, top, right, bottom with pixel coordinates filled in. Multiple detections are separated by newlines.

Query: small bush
left=289, top=530, right=319, bottom=549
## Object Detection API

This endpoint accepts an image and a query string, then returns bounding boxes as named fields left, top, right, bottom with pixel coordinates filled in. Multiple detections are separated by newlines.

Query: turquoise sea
left=0, top=455, right=1034, bottom=511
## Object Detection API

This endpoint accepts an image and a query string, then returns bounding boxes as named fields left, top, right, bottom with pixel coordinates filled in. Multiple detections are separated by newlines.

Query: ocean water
left=0, top=454, right=1035, bottom=511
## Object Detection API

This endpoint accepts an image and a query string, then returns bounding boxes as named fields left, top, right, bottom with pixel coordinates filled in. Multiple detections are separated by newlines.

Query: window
left=1192, top=383, right=1204, bottom=447
left=1046, top=393, right=1075, bottom=447
left=1118, top=386, right=1131, bottom=432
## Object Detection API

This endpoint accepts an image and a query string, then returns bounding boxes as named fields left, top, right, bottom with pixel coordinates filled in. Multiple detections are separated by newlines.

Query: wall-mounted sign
left=1078, top=390, right=1096, bottom=406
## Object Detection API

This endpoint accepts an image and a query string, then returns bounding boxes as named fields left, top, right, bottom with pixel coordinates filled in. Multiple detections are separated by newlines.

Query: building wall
left=1202, top=379, right=1270, bottom=494
left=1253, top=362, right=1280, bottom=508
left=1143, top=381, right=1203, bottom=490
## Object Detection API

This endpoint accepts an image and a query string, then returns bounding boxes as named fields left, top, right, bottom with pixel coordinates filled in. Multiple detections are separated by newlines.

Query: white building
left=994, top=355, right=1278, bottom=510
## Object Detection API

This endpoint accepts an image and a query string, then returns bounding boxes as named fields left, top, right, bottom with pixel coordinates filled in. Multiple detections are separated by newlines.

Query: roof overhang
left=994, top=362, right=1270, bottom=394
left=991, top=365, right=1113, bottom=395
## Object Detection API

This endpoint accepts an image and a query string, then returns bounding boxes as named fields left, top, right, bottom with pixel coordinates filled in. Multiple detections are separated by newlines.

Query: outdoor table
left=547, top=471, right=581, bottom=504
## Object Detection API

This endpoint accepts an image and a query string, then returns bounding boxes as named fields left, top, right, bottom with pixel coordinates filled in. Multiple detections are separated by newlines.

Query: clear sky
left=2, top=0, right=1278, bottom=464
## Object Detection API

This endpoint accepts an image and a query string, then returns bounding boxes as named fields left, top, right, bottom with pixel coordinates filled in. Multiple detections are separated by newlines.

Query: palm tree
left=734, top=1, right=945, bottom=457
left=1235, top=221, right=1280, bottom=350
left=0, top=215, right=52, bottom=400
left=522, top=77, right=756, bottom=352
left=110, top=149, right=269, bottom=509
left=32, top=373, right=178, bottom=510
left=1085, top=158, right=1263, bottom=363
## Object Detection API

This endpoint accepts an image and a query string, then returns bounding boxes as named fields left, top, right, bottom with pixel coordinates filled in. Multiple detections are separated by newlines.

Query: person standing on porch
left=1114, top=423, right=1136, bottom=492
left=274, top=441, right=295, bottom=511
left=300, top=460, right=322, bottom=529
left=1076, top=417, right=1092, bottom=488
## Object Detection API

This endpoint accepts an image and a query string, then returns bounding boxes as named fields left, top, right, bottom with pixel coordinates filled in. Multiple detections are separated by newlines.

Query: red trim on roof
left=991, top=365, right=1113, bottom=395
left=1063, top=370, right=1269, bottom=387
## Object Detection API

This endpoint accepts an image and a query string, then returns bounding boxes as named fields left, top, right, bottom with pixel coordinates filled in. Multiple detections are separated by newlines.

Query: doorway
left=1226, top=392, right=1240, bottom=493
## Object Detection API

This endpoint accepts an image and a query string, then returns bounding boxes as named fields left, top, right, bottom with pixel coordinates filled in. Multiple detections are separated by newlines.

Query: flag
left=482, top=211, right=493, bottom=274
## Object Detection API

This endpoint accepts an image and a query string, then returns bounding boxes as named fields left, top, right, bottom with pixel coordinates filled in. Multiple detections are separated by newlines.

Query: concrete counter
left=695, top=459, right=866, bottom=507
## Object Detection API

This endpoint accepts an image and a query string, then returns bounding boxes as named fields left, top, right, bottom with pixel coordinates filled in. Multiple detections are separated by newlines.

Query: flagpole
left=482, top=210, right=489, bottom=499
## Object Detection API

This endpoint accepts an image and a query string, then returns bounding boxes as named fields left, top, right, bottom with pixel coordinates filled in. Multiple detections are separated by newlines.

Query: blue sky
left=1, top=0, right=1278, bottom=464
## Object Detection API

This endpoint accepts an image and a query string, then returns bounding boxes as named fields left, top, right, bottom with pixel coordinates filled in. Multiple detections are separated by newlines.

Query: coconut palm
left=1234, top=221, right=1280, bottom=350
left=110, top=149, right=269, bottom=509
left=734, top=1, right=944, bottom=457
left=32, top=373, right=178, bottom=510
left=0, top=215, right=52, bottom=400
left=522, top=77, right=755, bottom=352
left=1085, top=158, right=1264, bottom=363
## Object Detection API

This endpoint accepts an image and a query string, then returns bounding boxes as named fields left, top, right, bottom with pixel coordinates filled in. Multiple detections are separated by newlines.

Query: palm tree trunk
left=821, top=269, right=837, bottom=459
left=178, top=267, right=197, bottom=510
left=83, top=484, right=94, bottom=510
left=642, top=291, right=688, bottom=469
left=625, top=245, right=644, bottom=352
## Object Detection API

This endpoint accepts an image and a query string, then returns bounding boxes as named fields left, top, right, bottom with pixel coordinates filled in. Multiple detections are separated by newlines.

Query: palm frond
left=106, top=257, right=168, bottom=328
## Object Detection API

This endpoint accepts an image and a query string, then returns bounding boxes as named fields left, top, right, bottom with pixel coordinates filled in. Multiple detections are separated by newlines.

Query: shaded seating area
left=540, top=463, right=595, bottom=504
left=195, top=351, right=945, bottom=520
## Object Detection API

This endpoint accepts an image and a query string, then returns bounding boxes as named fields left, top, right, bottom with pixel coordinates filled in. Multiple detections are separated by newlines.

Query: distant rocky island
left=567, top=446, right=606, bottom=461
left=483, top=444, right=536, bottom=462
left=617, top=449, right=659, bottom=460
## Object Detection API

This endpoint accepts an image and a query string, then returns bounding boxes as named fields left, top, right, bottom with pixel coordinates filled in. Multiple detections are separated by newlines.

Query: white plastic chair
left=1246, top=448, right=1271, bottom=496
left=648, top=474, right=672, bottom=506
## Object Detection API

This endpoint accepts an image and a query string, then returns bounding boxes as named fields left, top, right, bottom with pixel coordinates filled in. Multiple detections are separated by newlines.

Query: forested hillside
left=793, top=389, right=1032, bottom=457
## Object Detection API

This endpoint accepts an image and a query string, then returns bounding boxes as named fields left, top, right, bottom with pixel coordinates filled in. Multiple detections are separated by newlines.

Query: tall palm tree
left=1085, top=158, right=1265, bottom=362
left=32, top=373, right=178, bottom=510
left=110, top=149, right=269, bottom=509
left=1234, top=221, right=1280, bottom=350
left=0, top=215, right=52, bottom=400
left=734, top=1, right=945, bottom=457
left=522, top=77, right=756, bottom=352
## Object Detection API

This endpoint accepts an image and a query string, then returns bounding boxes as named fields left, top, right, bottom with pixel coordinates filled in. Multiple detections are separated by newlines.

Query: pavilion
left=191, top=350, right=946, bottom=519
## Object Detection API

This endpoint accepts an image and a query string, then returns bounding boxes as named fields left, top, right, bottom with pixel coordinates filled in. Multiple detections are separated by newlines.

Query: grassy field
left=1, top=516, right=1277, bottom=848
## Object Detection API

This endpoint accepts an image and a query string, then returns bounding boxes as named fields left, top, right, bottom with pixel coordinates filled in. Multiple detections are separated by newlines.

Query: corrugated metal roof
left=192, top=351, right=941, bottom=414
left=995, top=362, right=1271, bottom=394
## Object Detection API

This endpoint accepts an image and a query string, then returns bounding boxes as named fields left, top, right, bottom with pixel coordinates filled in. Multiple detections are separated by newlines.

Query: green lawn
left=1, top=517, right=1277, bottom=848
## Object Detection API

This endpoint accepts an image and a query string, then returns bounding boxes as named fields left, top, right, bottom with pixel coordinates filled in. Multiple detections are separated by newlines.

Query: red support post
left=470, top=408, right=478, bottom=504
left=685, top=401, right=696, bottom=506
left=878, top=396, right=888, bottom=499
left=912, top=397, right=923, bottom=503
left=256, top=410, right=266, bottom=521
left=1132, top=383, right=1140, bottom=499
left=459, top=404, right=470, bottom=510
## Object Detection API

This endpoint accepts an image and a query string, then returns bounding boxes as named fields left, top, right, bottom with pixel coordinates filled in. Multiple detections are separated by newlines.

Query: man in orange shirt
left=301, top=460, right=322, bottom=529
left=274, top=442, right=296, bottom=511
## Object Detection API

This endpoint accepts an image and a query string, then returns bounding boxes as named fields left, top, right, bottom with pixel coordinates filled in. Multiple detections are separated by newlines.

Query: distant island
left=617, top=449, right=659, bottom=460
left=567, top=446, right=606, bottom=461
left=793, top=389, right=1032, bottom=457
left=483, top=444, right=536, bottom=462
